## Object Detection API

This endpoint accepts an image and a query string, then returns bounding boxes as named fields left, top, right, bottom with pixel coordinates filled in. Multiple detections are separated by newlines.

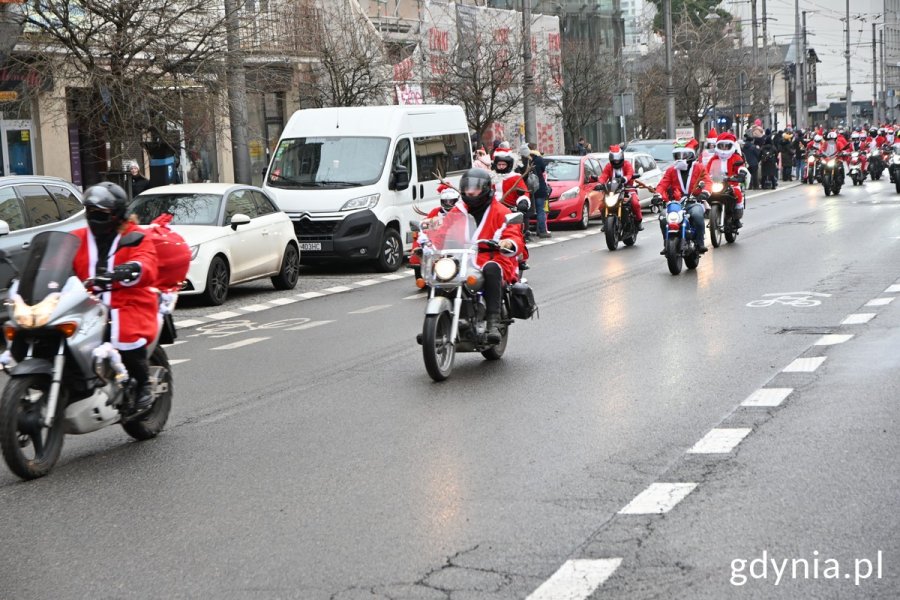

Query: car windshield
left=625, top=142, right=674, bottom=163
left=544, top=159, right=581, bottom=181
left=267, top=136, right=390, bottom=189
left=129, top=193, right=222, bottom=226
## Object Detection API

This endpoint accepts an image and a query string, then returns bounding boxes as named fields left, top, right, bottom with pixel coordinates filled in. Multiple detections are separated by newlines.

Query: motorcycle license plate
left=300, top=242, right=322, bottom=251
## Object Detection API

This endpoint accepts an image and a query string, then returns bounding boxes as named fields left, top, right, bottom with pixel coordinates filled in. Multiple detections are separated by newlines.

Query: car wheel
left=201, top=256, right=229, bottom=306
left=577, top=201, right=590, bottom=230
left=271, top=243, right=300, bottom=290
left=375, top=227, right=403, bottom=272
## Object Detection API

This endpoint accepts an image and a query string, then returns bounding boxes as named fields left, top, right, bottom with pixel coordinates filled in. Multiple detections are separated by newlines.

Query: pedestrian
left=129, top=162, right=150, bottom=196
left=779, top=129, right=794, bottom=181
left=575, top=137, right=588, bottom=156
left=521, top=142, right=550, bottom=238
left=792, top=130, right=805, bottom=180
left=749, top=118, right=765, bottom=142
left=760, top=136, right=778, bottom=189
left=742, top=134, right=761, bottom=190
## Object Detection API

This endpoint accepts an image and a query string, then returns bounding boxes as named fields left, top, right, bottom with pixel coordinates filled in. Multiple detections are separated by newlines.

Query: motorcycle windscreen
left=18, top=231, right=80, bottom=306
left=428, top=211, right=478, bottom=251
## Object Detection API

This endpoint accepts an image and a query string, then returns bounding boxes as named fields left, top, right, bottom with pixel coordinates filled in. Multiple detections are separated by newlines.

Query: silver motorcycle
left=0, top=229, right=175, bottom=480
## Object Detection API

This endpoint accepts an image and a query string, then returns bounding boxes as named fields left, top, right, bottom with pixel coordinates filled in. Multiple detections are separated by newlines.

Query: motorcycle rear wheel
left=0, top=375, right=65, bottom=480
left=122, top=346, right=173, bottom=440
left=709, top=205, right=723, bottom=248
left=895, top=180, right=900, bottom=194
left=685, top=251, right=700, bottom=270
left=423, top=313, right=455, bottom=381
left=666, top=238, right=682, bottom=275
left=604, top=216, right=619, bottom=251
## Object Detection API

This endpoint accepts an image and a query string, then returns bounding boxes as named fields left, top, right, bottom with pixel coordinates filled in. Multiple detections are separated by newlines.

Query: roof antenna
left=335, top=107, right=340, bottom=130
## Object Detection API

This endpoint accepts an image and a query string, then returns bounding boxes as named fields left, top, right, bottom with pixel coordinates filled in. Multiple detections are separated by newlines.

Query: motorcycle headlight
left=606, top=194, right=619, bottom=207
left=711, top=182, right=724, bottom=193
left=560, top=186, right=579, bottom=201
left=666, top=211, right=682, bottom=225
left=12, top=293, right=61, bottom=329
left=827, top=159, right=836, bottom=167
left=433, top=257, right=459, bottom=282
left=340, top=193, right=380, bottom=211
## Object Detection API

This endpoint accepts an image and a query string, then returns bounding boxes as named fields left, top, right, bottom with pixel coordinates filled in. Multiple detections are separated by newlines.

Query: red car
left=541, top=155, right=605, bottom=229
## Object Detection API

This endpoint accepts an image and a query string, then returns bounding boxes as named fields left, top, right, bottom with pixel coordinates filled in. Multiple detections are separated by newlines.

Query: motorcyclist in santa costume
left=410, top=184, right=459, bottom=274
left=701, top=128, right=718, bottom=167
left=595, top=145, right=643, bottom=231
left=849, top=131, right=868, bottom=174
left=73, top=182, right=159, bottom=411
left=654, top=138, right=713, bottom=254
left=705, top=131, right=746, bottom=229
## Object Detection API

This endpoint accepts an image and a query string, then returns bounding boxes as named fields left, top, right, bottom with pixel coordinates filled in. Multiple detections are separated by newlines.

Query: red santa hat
left=707, top=128, right=718, bottom=140
left=608, top=145, right=624, bottom=161
left=718, top=132, right=737, bottom=143
left=437, top=182, right=451, bottom=193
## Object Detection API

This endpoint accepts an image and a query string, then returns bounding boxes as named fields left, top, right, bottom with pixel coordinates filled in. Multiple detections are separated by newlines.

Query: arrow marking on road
left=526, top=559, right=623, bottom=600
left=618, top=482, right=698, bottom=515
left=742, top=388, right=793, bottom=407
left=211, top=337, right=270, bottom=351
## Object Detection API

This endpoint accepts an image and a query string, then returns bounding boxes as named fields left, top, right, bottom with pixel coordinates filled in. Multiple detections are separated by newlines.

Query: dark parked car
left=0, top=176, right=84, bottom=291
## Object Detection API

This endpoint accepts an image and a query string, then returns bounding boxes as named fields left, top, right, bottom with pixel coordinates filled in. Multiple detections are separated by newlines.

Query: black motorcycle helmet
left=608, top=145, right=624, bottom=169
left=459, top=168, right=493, bottom=210
left=83, top=182, right=129, bottom=237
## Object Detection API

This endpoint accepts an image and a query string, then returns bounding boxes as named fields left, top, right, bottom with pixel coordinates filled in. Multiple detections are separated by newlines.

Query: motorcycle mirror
left=505, top=212, right=524, bottom=226
left=409, top=220, right=420, bottom=233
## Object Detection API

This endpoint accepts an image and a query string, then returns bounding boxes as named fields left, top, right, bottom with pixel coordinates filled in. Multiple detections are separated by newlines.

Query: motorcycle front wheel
left=604, top=215, right=619, bottom=251
left=709, top=205, right=723, bottom=248
left=0, top=375, right=66, bottom=480
left=666, top=237, right=683, bottom=275
left=423, top=313, right=455, bottom=381
left=122, top=346, right=173, bottom=440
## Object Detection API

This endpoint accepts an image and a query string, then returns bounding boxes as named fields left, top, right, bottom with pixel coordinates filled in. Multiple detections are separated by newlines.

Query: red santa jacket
left=706, top=153, right=744, bottom=179
left=657, top=162, right=713, bottom=202
left=73, top=223, right=159, bottom=350
left=428, top=201, right=524, bottom=283
left=494, top=172, right=529, bottom=208
left=599, top=160, right=635, bottom=185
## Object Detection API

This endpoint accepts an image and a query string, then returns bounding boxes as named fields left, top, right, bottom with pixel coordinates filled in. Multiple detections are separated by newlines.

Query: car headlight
left=12, top=293, right=60, bottom=329
left=189, top=245, right=199, bottom=261
left=340, top=193, right=380, bottom=211
left=560, top=186, right=579, bottom=201
left=666, top=211, right=682, bottom=225
left=433, top=257, right=458, bottom=281
left=827, top=159, right=836, bottom=167
left=606, top=194, right=619, bottom=207
left=711, top=182, right=724, bottom=193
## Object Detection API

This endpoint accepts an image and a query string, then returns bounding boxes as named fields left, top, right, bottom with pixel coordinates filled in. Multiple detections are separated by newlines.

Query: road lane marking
left=168, top=359, right=191, bottom=366
left=240, top=304, right=271, bottom=312
left=355, top=279, right=380, bottom=286
left=885, top=284, right=900, bottom=293
left=206, top=311, right=242, bottom=320
left=526, top=559, right=622, bottom=600
left=212, top=337, right=270, bottom=350
left=168, top=340, right=188, bottom=346
left=742, top=388, right=793, bottom=407
left=814, top=334, right=854, bottom=346
left=569, top=233, right=587, bottom=238
left=783, top=356, right=827, bottom=372
left=382, top=274, right=406, bottom=280
left=554, top=236, right=571, bottom=242
left=688, top=428, right=752, bottom=454
left=298, top=291, right=325, bottom=299
left=349, top=304, right=391, bottom=314
left=322, top=286, right=353, bottom=294
left=268, top=297, right=298, bottom=306
left=403, top=293, right=423, bottom=300
left=618, top=482, right=697, bottom=514
left=842, top=313, right=875, bottom=325
left=174, top=319, right=205, bottom=328
left=285, top=320, right=335, bottom=331
left=865, top=297, right=894, bottom=306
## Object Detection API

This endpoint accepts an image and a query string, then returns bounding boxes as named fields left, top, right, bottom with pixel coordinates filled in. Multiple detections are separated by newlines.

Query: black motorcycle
left=868, top=148, right=885, bottom=181
left=599, top=176, right=641, bottom=251
left=821, top=154, right=844, bottom=197
left=708, top=174, right=743, bottom=247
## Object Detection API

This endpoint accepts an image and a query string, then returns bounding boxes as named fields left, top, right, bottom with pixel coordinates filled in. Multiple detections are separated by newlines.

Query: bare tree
left=422, top=13, right=524, bottom=142
left=632, top=57, right=668, bottom=138
left=15, top=0, right=231, bottom=170
left=307, top=0, right=391, bottom=108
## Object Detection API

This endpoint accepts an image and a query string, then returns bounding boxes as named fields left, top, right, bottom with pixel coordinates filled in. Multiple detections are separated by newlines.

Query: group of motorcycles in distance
left=802, top=140, right=900, bottom=196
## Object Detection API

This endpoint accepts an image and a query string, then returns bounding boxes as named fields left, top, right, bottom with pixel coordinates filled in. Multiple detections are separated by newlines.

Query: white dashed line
left=212, top=337, right=270, bottom=350
left=842, top=313, right=875, bottom=325
left=382, top=274, right=406, bottom=280
left=884, top=284, right=900, bottom=293
left=688, top=428, right=752, bottom=454
left=526, top=559, right=623, bottom=600
left=322, top=286, right=353, bottom=294
left=206, top=310, right=242, bottom=320
left=297, top=291, right=326, bottom=299
left=349, top=304, right=392, bottom=314
left=268, top=297, right=298, bottom=306
left=168, top=340, right=188, bottom=346
left=742, top=388, right=793, bottom=407
left=168, top=359, right=191, bottom=366
left=285, top=320, right=335, bottom=331
left=240, top=304, right=271, bottom=312
left=403, top=293, right=424, bottom=300
left=783, top=356, right=827, bottom=373
left=354, top=279, right=381, bottom=286
left=618, top=482, right=698, bottom=515
left=174, top=319, right=205, bottom=328
left=865, top=297, right=894, bottom=306
left=554, top=236, right=571, bottom=242
left=569, top=233, right=587, bottom=238
left=814, top=334, right=854, bottom=346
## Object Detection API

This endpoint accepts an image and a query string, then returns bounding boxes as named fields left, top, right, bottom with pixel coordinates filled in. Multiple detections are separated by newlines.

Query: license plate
left=300, top=242, right=322, bottom=251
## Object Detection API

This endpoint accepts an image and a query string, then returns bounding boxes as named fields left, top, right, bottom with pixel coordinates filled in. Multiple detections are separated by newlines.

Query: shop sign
left=0, top=91, right=17, bottom=101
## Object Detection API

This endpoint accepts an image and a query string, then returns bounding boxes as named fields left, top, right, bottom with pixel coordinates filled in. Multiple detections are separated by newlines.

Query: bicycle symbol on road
left=188, top=317, right=311, bottom=338
left=746, top=292, right=831, bottom=308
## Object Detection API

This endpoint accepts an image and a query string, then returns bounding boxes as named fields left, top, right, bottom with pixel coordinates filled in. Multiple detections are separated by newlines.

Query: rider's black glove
left=112, top=262, right=142, bottom=283
left=594, top=182, right=609, bottom=193
left=699, top=191, right=711, bottom=201
left=651, top=194, right=662, bottom=206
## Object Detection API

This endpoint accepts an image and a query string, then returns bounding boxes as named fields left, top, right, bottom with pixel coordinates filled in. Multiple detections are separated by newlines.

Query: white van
left=262, top=104, right=473, bottom=272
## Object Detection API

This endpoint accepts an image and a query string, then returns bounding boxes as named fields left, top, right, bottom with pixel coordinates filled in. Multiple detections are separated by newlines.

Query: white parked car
left=131, top=183, right=300, bottom=305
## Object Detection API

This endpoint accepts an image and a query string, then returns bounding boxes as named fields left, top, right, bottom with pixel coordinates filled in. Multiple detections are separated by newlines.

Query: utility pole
left=751, top=0, right=759, bottom=68
left=762, top=0, right=770, bottom=127
left=881, top=29, right=887, bottom=122
left=794, top=0, right=804, bottom=129
left=874, top=23, right=879, bottom=124
left=665, top=0, right=675, bottom=138
left=223, top=0, right=251, bottom=183
left=845, top=0, right=852, bottom=129
left=522, top=0, right=536, bottom=144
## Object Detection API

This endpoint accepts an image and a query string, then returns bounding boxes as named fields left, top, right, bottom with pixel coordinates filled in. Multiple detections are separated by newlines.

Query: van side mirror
left=505, top=212, right=524, bottom=226
left=391, top=166, right=410, bottom=191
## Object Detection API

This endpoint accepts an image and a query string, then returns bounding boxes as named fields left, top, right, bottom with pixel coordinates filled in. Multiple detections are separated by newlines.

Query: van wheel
left=375, top=228, right=403, bottom=272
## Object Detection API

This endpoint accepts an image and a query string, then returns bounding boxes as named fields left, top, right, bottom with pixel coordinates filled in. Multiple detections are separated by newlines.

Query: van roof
left=281, top=104, right=468, bottom=138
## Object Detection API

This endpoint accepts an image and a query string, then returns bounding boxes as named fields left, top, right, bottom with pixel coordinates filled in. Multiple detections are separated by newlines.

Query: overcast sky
left=722, top=0, right=881, bottom=105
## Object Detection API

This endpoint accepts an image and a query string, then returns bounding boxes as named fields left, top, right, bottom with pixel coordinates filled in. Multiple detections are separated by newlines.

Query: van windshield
left=267, top=136, right=390, bottom=188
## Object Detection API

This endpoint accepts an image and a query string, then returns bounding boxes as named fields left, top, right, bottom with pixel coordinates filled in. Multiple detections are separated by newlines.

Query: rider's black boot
left=485, top=312, right=502, bottom=345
